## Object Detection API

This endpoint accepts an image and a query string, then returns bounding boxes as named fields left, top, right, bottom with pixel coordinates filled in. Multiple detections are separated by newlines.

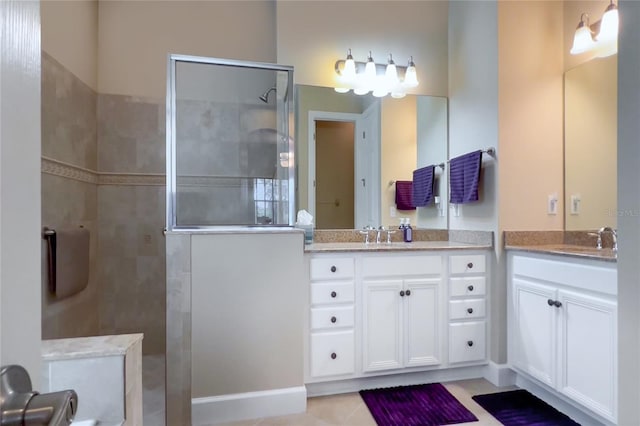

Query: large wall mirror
left=295, top=85, right=448, bottom=230
left=564, top=55, right=617, bottom=230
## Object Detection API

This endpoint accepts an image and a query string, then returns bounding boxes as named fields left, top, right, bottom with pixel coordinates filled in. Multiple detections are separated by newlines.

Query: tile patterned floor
left=142, top=354, right=517, bottom=426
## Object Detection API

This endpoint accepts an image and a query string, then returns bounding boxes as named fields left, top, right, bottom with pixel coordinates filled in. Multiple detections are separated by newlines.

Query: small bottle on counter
left=403, top=218, right=413, bottom=243
left=399, top=218, right=406, bottom=231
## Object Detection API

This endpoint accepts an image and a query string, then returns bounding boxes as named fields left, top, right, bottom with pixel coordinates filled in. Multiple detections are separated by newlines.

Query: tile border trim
left=42, top=157, right=165, bottom=186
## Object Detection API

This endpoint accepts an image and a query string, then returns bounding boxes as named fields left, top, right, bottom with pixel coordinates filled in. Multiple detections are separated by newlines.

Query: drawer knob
left=330, top=266, right=337, bottom=273
left=467, top=340, right=474, bottom=347
left=399, top=290, right=405, bottom=297
left=331, top=352, right=337, bottom=360
left=468, top=285, right=474, bottom=292
left=467, top=308, right=474, bottom=314
left=330, top=291, right=337, bottom=298
left=547, top=299, right=555, bottom=306
left=467, top=262, right=474, bottom=269
left=554, top=300, right=562, bottom=308
left=330, top=316, right=337, bottom=323
left=405, top=289, right=411, bottom=296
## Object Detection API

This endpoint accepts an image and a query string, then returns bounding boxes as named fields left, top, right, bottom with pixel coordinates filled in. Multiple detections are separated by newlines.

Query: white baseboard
left=191, top=386, right=307, bottom=425
left=483, top=362, right=516, bottom=387
left=306, top=365, right=486, bottom=397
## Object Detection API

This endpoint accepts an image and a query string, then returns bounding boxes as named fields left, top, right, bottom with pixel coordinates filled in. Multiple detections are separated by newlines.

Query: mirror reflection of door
left=315, top=120, right=355, bottom=229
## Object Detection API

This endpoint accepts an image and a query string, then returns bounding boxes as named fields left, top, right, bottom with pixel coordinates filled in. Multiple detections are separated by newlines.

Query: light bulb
left=342, top=49, right=356, bottom=82
left=403, top=57, right=419, bottom=88
left=570, top=17, right=595, bottom=55
left=597, top=1, right=618, bottom=43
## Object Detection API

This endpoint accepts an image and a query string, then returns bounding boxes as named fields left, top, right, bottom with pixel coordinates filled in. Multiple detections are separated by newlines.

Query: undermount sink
left=546, top=245, right=617, bottom=257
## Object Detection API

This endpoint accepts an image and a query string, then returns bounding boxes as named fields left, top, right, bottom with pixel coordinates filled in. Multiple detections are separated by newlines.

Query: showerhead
left=259, top=86, right=276, bottom=103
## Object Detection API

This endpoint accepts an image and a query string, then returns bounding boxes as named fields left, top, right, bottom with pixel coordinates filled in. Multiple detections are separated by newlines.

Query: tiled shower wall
left=41, top=52, right=100, bottom=339
left=41, top=52, right=166, bottom=355
left=97, top=94, right=166, bottom=355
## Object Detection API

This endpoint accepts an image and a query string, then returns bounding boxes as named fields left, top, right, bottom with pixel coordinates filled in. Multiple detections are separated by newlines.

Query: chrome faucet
left=598, top=227, right=618, bottom=251
left=376, top=226, right=386, bottom=244
left=359, top=225, right=375, bottom=244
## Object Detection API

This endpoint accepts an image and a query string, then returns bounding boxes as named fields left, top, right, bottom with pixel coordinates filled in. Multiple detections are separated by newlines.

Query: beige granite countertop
left=505, top=244, right=617, bottom=262
left=305, top=240, right=491, bottom=253
left=42, top=333, right=144, bottom=360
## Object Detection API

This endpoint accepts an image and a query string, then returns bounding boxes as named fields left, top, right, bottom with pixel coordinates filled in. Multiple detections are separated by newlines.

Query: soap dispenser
left=403, top=218, right=413, bottom=242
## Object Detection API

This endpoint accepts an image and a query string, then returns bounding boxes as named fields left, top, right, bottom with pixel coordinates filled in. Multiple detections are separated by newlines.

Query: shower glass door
left=166, top=54, right=295, bottom=229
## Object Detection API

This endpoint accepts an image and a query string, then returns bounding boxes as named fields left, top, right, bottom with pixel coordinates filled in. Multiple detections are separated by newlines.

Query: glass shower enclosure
left=166, top=54, right=295, bottom=230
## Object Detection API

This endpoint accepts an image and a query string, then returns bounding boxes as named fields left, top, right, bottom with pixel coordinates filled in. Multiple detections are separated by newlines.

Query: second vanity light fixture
left=570, top=0, right=618, bottom=57
left=334, top=49, right=419, bottom=98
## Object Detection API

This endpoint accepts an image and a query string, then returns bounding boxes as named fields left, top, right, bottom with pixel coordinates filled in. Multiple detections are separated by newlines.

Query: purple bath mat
left=359, top=383, right=478, bottom=426
left=472, top=389, right=580, bottom=426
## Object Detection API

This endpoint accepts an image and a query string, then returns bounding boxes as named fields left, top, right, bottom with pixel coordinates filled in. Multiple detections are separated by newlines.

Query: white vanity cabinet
left=508, top=252, right=617, bottom=423
left=361, top=255, right=443, bottom=372
left=448, top=254, right=487, bottom=364
left=308, top=256, right=356, bottom=379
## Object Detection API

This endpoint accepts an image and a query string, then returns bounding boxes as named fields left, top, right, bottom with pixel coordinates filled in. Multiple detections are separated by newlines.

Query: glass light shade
left=353, top=86, right=370, bottom=96
left=372, top=87, right=389, bottom=97
left=334, top=87, right=350, bottom=93
left=385, top=63, right=398, bottom=85
left=597, top=4, right=618, bottom=42
left=570, top=25, right=596, bottom=55
left=404, top=65, right=419, bottom=87
left=391, top=91, right=406, bottom=99
left=342, top=58, right=356, bottom=82
left=364, top=60, right=377, bottom=81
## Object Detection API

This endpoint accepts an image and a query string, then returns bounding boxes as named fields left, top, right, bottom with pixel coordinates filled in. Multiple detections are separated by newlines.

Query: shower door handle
left=361, top=178, right=366, bottom=187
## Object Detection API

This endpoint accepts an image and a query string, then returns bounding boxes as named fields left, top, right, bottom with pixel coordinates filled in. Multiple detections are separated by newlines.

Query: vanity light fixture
left=570, top=0, right=619, bottom=57
left=334, top=50, right=419, bottom=98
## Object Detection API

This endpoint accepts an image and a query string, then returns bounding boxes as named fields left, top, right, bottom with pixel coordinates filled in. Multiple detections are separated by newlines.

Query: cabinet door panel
left=362, top=279, right=403, bottom=372
left=558, top=290, right=617, bottom=422
left=405, top=279, right=442, bottom=367
left=513, top=278, right=557, bottom=387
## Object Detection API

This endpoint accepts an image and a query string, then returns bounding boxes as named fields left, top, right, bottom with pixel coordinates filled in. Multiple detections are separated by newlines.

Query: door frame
left=307, top=111, right=361, bottom=225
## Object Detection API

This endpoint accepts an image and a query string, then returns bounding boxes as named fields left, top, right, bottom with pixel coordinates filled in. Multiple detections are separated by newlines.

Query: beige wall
left=498, top=1, right=564, bottom=232
left=41, top=0, right=98, bottom=91
left=98, top=0, right=277, bottom=99
left=276, top=0, right=448, bottom=97
left=381, top=96, right=418, bottom=228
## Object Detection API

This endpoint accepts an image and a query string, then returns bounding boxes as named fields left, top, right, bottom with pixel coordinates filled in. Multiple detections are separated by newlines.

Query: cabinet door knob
left=330, top=352, right=337, bottom=360
left=547, top=299, right=555, bottom=306
left=467, top=262, right=474, bottom=269
left=405, top=289, right=411, bottom=296
left=330, top=291, right=337, bottom=298
left=330, top=265, right=337, bottom=273
left=467, top=308, right=474, bottom=314
left=467, top=285, right=474, bottom=292
left=467, top=340, right=474, bottom=347
left=399, top=290, right=405, bottom=297
left=554, top=300, right=562, bottom=308
left=330, top=316, right=337, bottom=323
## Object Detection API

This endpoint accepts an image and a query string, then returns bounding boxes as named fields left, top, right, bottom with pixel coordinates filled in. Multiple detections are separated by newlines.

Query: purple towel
left=395, top=180, right=415, bottom=210
left=449, top=150, right=483, bottom=204
left=412, top=165, right=435, bottom=207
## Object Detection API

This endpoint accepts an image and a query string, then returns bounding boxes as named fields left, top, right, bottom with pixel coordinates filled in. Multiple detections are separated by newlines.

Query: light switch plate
left=570, top=194, right=581, bottom=215
left=390, top=206, right=397, bottom=217
left=548, top=193, right=558, bottom=215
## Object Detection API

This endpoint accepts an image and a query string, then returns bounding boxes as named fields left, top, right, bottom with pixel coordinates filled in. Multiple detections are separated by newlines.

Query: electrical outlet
left=390, top=206, right=397, bottom=217
left=548, top=193, right=558, bottom=215
left=570, top=194, right=581, bottom=215
left=451, top=204, right=460, bottom=217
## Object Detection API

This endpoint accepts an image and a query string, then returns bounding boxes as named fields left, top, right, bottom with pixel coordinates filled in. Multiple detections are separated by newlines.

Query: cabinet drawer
left=362, top=255, right=442, bottom=277
left=310, top=281, right=354, bottom=305
left=310, top=306, right=354, bottom=330
left=450, top=255, right=486, bottom=274
left=449, top=299, right=486, bottom=320
left=310, top=257, right=355, bottom=280
left=310, top=330, right=355, bottom=377
left=449, top=321, right=486, bottom=363
left=450, top=277, right=486, bottom=297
